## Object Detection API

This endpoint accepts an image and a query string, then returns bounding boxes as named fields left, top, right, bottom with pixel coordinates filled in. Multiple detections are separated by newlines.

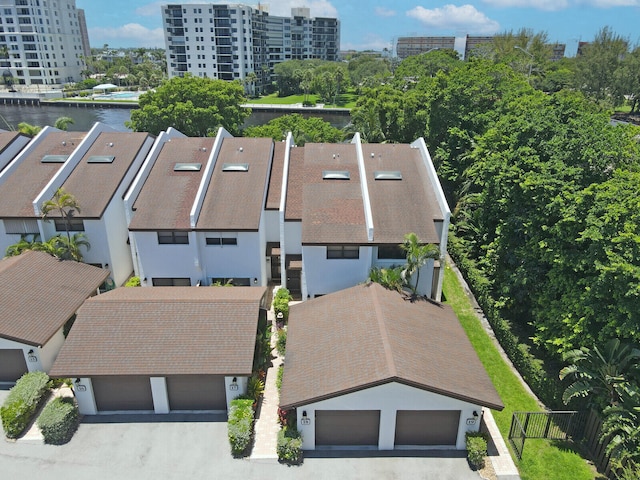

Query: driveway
left=0, top=413, right=481, bottom=480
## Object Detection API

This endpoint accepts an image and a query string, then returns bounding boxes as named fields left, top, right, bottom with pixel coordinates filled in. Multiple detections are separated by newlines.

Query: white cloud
left=579, top=0, right=640, bottom=6
left=135, top=2, right=164, bottom=17
left=375, top=6, right=396, bottom=17
left=407, top=4, right=500, bottom=35
left=90, top=24, right=165, bottom=48
left=482, top=0, right=569, bottom=10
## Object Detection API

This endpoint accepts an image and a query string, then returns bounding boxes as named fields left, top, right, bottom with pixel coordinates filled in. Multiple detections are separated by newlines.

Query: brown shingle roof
left=0, top=132, right=86, bottom=218
left=363, top=144, right=442, bottom=244
left=49, top=286, right=267, bottom=377
left=265, top=141, right=286, bottom=210
left=129, top=138, right=214, bottom=230
left=196, top=137, right=273, bottom=230
left=0, top=250, right=109, bottom=346
left=286, top=143, right=367, bottom=244
left=280, top=282, right=503, bottom=410
left=54, top=132, right=152, bottom=218
left=0, top=132, right=28, bottom=169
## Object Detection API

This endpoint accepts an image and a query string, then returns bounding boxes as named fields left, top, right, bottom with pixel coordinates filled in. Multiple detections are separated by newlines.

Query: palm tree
left=401, top=232, right=440, bottom=296
left=559, top=339, right=640, bottom=408
left=4, top=234, right=43, bottom=257
left=41, top=188, right=81, bottom=242
left=601, top=387, right=640, bottom=468
left=47, top=233, right=90, bottom=261
left=369, top=266, right=404, bottom=292
left=54, top=116, right=74, bottom=131
left=17, top=122, right=42, bottom=135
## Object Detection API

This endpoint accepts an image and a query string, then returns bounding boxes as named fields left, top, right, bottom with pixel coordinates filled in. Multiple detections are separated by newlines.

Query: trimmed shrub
left=277, top=426, right=303, bottom=464
left=37, top=397, right=79, bottom=445
left=466, top=431, right=488, bottom=470
left=1, top=371, right=50, bottom=439
left=227, top=398, right=255, bottom=457
left=124, top=276, right=141, bottom=287
left=276, top=328, right=287, bottom=357
left=273, top=288, right=291, bottom=324
left=276, top=365, right=284, bottom=392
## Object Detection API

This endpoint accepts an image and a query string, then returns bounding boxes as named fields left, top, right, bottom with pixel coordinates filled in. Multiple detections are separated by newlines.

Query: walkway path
left=250, top=308, right=283, bottom=462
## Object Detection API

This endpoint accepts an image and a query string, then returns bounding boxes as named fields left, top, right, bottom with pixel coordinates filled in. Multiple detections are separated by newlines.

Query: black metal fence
left=508, top=410, right=613, bottom=477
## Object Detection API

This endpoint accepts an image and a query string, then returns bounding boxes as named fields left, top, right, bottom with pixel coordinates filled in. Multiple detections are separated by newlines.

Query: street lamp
left=514, top=46, right=534, bottom=80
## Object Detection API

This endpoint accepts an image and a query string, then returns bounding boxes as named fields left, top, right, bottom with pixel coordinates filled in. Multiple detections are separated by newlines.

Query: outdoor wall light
left=301, top=410, right=311, bottom=425
left=473, top=411, right=479, bottom=418
left=143, top=277, right=147, bottom=282
left=28, top=349, right=34, bottom=355
left=229, top=377, right=239, bottom=391
left=253, top=278, right=258, bottom=284
left=75, top=378, right=81, bottom=384
left=302, top=411, right=307, bottom=418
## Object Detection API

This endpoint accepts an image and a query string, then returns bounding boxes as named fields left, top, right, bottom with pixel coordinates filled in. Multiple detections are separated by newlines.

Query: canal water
left=0, top=104, right=351, bottom=133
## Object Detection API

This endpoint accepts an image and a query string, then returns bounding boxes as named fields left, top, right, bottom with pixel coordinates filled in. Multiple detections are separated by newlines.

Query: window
left=157, top=231, right=189, bottom=244
left=54, top=218, right=84, bottom=232
left=211, top=277, right=250, bottom=286
left=152, top=277, right=191, bottom=286
left=327, top=245, right=359, bottom=259
left=377, top=245, right=404, bottom=260
left=4, top=219, right=39, bottom=234
left=322, top=170, right=350, bottom=180
left=206, top=237, right=237, bottom=246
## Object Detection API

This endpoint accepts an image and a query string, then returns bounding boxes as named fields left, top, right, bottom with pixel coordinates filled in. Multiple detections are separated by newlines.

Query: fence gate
left=508, top=411, right=583, bottom=459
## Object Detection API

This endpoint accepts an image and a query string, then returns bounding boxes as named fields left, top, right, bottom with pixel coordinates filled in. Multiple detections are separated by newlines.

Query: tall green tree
left=127, top=74, right=249, bottom=136
left=41, top=188, right=81, bottom=242
left=243, top=113, right=343, bottom=145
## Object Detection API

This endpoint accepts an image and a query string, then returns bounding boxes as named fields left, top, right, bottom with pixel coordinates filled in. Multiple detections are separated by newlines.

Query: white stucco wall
left=133, top=231, right=199, bottom=286
left=73, top=377, right=97, bottom=415
left=302, top=245, right=371, bottom=298
left=283, top=221, right=302, bottom=255
left=264, top=210, right=280, bottom=243
left=295, top=382, right=482, bottom=450
left=150, top=377, right=170, bottom=414
left=0, top=327, right=65, bottom=375
left=197, top=231, right=263, bottom=286
left=225, top=375, right=248, bottom=410
left=100, top=201, right=135, bottom=286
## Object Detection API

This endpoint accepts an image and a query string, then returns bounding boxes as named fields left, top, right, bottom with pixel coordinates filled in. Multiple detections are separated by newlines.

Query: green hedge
left=1, top=371, right=50, bottom=439
left=273, top=288, right=291, bottom=323
left=277, top=426, right=303, bottom=464
left=276, top=328, right=287, bottom=356
left=228, top=398, right=255, bottom=457
left=466, top=431, right=488, bottom=469
left=448, top=233, right=562, bottom=407
left=37, top=397, right=79, bottom=445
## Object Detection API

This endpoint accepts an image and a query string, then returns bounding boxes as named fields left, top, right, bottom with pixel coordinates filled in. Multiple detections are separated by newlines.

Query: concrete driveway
left=0, top=413, right=481, bottom=480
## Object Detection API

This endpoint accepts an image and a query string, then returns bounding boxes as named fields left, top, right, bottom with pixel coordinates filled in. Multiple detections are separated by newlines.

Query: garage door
left=0, top=349, right=28, bottom=382
left=92, top=376, right=154, bottom=411
left=167, top=375, right=227, bottom=411
left=395, top=410, right=461, bottom=446
left=316, top=410, right=380, bottom=446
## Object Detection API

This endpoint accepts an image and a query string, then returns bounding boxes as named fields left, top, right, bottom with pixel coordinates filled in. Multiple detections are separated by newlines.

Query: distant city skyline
left=76, top=0, right=640, bottom=57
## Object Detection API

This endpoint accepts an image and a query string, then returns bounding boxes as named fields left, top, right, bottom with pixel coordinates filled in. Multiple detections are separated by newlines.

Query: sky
left=75, top=0, right=640, bottom=57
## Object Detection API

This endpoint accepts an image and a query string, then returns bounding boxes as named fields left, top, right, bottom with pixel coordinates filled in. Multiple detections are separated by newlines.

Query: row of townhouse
left=0, top=122, right=450, bottom=301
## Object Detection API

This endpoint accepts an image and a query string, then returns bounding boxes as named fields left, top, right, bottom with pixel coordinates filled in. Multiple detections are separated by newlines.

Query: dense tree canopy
left=127, top=75, right=249, bottom=136
left=243, top=114, right=344, bottom=146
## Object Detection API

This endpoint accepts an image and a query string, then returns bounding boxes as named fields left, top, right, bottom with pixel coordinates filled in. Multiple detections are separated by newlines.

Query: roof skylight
left=222, top=163, right=249, bottom=172
left=374, top=171, right=402, bottom=180
left=87, top=155, right=115, bottom=164
left=41, top=155, right=69, bottom=163
left=322, top=170, right=350, bottom=180
left=174, top=163, right=202, bottom=171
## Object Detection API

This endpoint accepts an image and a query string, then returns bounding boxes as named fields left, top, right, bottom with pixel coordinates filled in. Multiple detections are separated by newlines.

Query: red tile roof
left=0, top=250, right=109, bottom=346
left=280, top=282, right=503, bottom=410
left=50, top=286, right=267, bottom=377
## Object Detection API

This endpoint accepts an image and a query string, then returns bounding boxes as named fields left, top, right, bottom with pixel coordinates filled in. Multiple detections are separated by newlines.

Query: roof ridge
left=369, top=284, right=397, bottom=378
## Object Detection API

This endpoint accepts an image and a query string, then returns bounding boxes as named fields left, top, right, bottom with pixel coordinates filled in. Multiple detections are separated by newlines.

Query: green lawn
left=249, top=92, right=357, bottom=108
left=442, top=264, right=598, bottom=480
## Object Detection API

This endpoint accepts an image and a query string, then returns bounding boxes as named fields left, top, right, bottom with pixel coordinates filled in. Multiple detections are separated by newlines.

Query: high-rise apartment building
left=162, top=3, right=340, bottom=93
left=395, top=36, right=455, bottom=60
left=0, top=0, right=88, bottom=86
